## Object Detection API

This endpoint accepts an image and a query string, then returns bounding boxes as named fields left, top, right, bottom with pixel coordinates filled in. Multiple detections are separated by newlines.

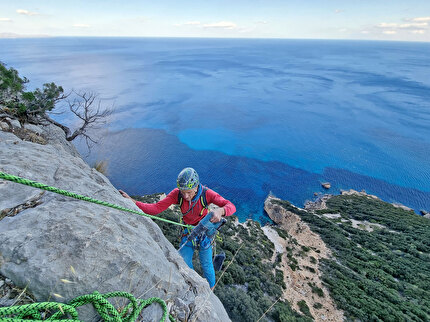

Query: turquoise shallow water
left=1, top=37, right=429, bottom=220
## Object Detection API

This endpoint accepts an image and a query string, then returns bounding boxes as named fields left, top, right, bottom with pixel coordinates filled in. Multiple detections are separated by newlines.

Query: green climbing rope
left=0, top=172, right=188, bottom=321
left=0, top=171, right=191, bottom=229
left=0, top=290, right=176, bottom=321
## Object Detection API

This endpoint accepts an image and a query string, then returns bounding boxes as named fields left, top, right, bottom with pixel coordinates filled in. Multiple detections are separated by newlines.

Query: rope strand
left=0, top=171, right=191, bottom=229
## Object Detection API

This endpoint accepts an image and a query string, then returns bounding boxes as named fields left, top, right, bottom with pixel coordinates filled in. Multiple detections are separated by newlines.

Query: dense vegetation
left=274, top=196, right=430, bottom=321
left=135, top=194, right=311, bottom=321
left=0, top=62, right=64, bottom=123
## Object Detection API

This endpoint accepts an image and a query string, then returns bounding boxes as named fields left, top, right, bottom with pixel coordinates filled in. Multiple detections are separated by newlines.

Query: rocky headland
left=264, top=195, right=344, bottom=321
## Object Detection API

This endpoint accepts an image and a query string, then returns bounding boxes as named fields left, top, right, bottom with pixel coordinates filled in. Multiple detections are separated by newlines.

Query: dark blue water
left=1, top=37, right=429, bottom=221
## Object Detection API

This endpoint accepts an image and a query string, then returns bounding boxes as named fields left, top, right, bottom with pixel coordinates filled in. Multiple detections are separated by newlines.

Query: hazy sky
left=1, top=0, right=429, bottom=41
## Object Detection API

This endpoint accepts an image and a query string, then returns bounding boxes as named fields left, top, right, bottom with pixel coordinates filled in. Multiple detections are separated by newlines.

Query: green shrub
left=271, top=301, right=313, bottom=322
left=308, top=282, right=324, bottom=297
left=313, top=302, right=323, bottom=309
left=301, top=245, right=310, bottom=252
left=215, top=286, right=263, bottom=321
left=274, top=227, right=289, bottom=239
left=1, top=62, right=64, bottom=121
left=297, top=300, right=312, bottom=318
left=275, top=269, right=286, bottom=289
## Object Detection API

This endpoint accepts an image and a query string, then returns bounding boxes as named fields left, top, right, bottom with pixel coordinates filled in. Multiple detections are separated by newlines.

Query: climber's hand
left=210, top=208, right=225, bottom=223
left=119, top=190, right=131, bottom=199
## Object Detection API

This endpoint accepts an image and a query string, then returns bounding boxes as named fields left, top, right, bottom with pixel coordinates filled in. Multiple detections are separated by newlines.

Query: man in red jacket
left=119, top=167, right=236, bottom=289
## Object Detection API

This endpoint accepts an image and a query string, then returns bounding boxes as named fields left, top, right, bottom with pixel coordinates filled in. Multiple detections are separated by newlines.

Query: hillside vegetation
left=275, top=195, right=430, bottom=321
left=138, top=193, right=430, bottom=321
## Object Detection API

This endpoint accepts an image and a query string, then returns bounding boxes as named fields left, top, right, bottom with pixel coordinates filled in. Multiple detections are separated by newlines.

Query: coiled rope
left=0, top=290, right=175, bottom=321
left=0, top=171, right=191, bottom=229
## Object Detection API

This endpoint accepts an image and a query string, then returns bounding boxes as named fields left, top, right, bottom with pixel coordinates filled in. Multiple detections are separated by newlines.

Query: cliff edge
left=0, top=119, right=230, bottom=321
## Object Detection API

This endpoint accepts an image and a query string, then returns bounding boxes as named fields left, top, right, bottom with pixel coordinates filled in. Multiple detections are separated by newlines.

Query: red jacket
left=135, top=187, right=236, bottom=226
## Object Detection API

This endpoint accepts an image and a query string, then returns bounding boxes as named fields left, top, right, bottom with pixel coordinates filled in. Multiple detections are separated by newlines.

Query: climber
left=119, top=167, right=236, bottom=289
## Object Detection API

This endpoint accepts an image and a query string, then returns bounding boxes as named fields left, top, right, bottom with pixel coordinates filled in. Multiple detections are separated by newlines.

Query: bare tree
left=1, top=63, right=113, bottom=149
left=44, top=90, right=114, bottom=149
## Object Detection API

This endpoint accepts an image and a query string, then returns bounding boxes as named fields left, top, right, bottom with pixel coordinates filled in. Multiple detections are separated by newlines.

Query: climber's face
left=181, top=187, right=198, bottom=201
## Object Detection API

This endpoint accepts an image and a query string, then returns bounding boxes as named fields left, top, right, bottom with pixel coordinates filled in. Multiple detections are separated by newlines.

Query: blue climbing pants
left=179, top=234, right=215, bottom=288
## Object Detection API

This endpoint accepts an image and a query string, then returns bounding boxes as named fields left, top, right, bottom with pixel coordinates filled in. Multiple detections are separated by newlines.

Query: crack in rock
left=0, top=191, right=45, bottom=221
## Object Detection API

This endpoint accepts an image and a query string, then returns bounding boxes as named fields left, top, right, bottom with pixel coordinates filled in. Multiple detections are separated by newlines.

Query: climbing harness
left=0, top=171, right=192, bottom=230
left=178, top=212, right=226, bottom=252
left=0, top=290, right=175, bottom=321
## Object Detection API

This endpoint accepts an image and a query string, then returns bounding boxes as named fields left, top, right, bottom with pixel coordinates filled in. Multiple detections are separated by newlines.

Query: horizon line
left=0, top=33, right=429, bottom=44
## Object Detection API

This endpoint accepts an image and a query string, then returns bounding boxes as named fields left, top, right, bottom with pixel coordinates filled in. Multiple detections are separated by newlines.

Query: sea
left=1, top=37, right=429, bottom=222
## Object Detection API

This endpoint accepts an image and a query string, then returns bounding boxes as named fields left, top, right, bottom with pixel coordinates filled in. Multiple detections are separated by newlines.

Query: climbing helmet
left=177, top=167, right=199, bottom=190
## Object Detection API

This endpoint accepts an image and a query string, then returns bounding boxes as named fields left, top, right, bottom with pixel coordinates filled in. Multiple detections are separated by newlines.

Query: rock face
left=304, top=194, right=332, bottom=212
left=264, top=195, right=344, bottom=322
left=340, top=189, right=379, bottom=200
left=321, top=182, right=331, bottom=189
left=0, top=121, right=230, bottom=321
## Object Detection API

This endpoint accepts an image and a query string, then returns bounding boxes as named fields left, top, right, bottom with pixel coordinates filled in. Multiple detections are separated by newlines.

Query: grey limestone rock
left=0, top=124, right=230, bottom=321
